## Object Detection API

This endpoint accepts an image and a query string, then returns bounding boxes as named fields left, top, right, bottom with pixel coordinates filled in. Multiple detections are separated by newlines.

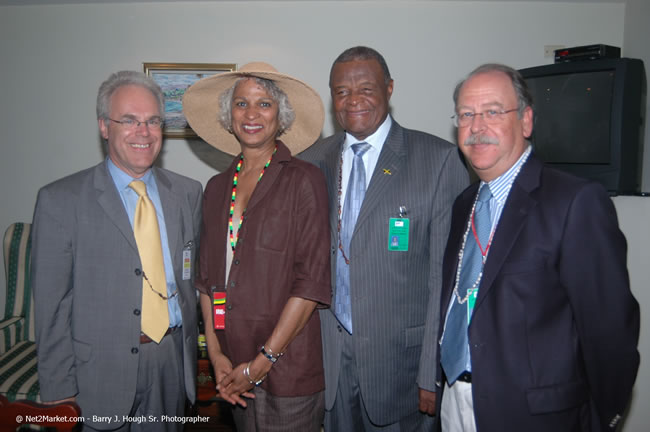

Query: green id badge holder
left=467, top=288, right=478, bottom=323
left=388, top=218, right=409, bottom=251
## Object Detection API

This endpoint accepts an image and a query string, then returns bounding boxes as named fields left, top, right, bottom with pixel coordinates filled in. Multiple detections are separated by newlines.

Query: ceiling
left=0, top=0, right=628, bottom=5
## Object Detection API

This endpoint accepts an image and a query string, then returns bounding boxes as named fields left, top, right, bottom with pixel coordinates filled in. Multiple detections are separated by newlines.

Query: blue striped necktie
left=335, top=142, right=371, bottom=334
left=441, top=184, right=492, bottom=384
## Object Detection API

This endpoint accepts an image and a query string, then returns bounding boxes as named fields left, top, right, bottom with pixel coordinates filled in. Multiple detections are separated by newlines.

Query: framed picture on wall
left=144, top=62, right=237, bottom=138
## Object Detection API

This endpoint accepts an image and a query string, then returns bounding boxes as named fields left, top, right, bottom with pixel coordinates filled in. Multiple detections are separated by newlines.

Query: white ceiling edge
left=0, top=0, right=628, bottom=6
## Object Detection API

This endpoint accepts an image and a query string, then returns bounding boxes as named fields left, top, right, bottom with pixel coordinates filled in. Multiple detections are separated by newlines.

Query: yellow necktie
left=129, top=180, right=169, bottom=343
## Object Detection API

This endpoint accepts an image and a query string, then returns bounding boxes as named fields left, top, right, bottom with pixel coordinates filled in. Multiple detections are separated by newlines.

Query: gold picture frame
left=144, top=62, right=237, bottom=138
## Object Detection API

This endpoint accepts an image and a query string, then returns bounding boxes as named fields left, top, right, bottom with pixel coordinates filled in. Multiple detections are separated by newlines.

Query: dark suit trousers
left=83, top=329, right=185, bottom=431
left=325, top=330, right=434, bottom=432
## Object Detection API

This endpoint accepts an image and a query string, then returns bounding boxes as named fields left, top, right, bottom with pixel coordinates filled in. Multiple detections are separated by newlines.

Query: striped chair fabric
left=0, top=223, right=39, bottom=401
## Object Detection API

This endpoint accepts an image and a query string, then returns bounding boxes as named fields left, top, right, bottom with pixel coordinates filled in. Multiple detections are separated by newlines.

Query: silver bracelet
left=243, top=361, right=265, bottom=386
left=260, top=345, right=284, bottom=364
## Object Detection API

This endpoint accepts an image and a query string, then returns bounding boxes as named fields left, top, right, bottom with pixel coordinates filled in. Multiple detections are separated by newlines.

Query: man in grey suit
left=300, top=46, right=468, bottom=431
left=31, top=71, right=202, bottom=431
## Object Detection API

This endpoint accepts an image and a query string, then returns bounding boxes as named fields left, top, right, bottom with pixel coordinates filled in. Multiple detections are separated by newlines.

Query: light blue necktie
left=441, top=184, right=492, bottom=384
left=335, top=142, right=371, bottom=334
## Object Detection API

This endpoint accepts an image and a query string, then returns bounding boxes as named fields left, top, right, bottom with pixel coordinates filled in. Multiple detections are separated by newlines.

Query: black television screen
left=520, top=58, right=644, bottom=195
left=530, top=70, right=613, bottom=164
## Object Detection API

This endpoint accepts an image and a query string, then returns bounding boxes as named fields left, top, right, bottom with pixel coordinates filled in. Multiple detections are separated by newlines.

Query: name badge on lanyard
left=182, top=241, right=193, bottom=281
left=388, top=218, right=409, bottom=251
left=213, top=289, right=226, bottom=330
left=467, top=288, right=478, bottom=323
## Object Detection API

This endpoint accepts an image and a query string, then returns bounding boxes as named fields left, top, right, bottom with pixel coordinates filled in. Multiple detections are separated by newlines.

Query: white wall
left=1, top=1, right=648, bottom=429
left=613, top=196, right=650, bottom=432
left=624, top=0, right=650, bottom=192
left=0, top=1, right=626, bottom=233
left=615, top=2, right=650, bottom=430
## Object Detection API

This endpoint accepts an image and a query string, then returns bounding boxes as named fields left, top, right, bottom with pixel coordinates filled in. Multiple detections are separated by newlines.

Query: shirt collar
left=106, top=157, right=154, bottom=191
left=344, top=114, right=392, bottom=152
left=482, top=145, right=532, bottom=204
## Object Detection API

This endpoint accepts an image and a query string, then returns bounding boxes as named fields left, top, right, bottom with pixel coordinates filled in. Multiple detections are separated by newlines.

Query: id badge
left=467, top=288, right=478, bottom=323
left=213, top=289, right=226, bottom=330
left=182, top=241, right=193, bottom=281
left=388, top=218, right=409, bottom=251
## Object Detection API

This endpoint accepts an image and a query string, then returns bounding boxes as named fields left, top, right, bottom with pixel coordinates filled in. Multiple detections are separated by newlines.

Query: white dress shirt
left=340, top=115, right=393, bottom=213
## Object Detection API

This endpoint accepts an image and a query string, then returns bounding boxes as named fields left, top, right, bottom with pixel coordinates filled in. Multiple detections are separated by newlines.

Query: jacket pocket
left=259, top=209, right=289, bottom=252
left=526, top=380, right=588, bottom=414
left=498, top=258, right=549, bottom=276
left=72, top=338, right=92, bottom=362
left=404, top=325, right=425, bottom=348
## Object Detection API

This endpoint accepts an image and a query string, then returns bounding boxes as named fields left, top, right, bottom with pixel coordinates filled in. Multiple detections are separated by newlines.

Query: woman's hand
left=217, top=361, right=258, bottom=407
left=217, top=295, right=319, bottom=407
left=210, top=352, right=234, bottom=389
left=200, top=292, right=250, bottom=404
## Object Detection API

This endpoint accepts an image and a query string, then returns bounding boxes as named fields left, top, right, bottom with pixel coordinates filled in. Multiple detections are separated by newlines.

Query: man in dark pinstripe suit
left=300, top=46, right=468, bottom=431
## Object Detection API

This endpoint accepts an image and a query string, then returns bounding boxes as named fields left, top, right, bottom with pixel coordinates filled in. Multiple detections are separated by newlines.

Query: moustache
left=464, top=135, right=499, bottom=147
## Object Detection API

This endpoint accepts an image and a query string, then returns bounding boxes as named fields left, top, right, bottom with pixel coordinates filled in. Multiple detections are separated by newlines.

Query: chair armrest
left=0, top=395, right=82, bottom=431
left=0, top=317, right=26, bottom=355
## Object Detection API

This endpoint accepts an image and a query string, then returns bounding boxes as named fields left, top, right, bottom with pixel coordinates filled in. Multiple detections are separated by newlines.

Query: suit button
left=131, top=347, right=139, bottom=354
left=337, top=325, right=342, bottom=332
left=234, top=259, right=240, bottom=265
left=230, top=281, right=236, bottom=288
left=227, top=305, right=233, bottom=310
left=133, top=309, right=140, bottom=316
left=134, top=268, right=142, bottom=276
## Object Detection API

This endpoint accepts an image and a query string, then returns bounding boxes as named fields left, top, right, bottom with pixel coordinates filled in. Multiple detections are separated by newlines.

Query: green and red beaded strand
left=229, top=145, right=277, bottom=251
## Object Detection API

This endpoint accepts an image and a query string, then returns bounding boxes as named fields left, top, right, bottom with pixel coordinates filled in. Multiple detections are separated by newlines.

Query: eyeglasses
left=452, top=108, right=518, bottom=128
left=108, top=117, right=164, bottom=130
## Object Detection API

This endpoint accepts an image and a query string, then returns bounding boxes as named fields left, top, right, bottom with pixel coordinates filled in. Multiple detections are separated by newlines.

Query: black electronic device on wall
left=554, top=44, right=621, bottom=63
left=519, top=58, right=645, bottom=195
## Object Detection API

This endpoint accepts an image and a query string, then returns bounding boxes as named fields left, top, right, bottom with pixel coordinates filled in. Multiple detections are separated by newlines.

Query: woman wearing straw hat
left=184, top=62, right=330, bottom=431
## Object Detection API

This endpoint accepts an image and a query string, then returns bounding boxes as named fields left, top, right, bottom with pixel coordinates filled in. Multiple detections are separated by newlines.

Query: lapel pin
left=383, top=168, right=392, bottom=175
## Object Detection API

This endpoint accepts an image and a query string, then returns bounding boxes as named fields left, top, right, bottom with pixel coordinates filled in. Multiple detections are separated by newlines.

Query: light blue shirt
left=442, top=145, right=532, bottom=374
left=340, top=115, right=393, bottom=208
left=482, top=145, right=533, bottom=232
left=107, top=158, right=182, bottom=328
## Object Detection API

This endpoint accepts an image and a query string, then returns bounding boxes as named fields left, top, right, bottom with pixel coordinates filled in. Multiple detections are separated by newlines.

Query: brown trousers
left=232, top=387, right=324, bottom=432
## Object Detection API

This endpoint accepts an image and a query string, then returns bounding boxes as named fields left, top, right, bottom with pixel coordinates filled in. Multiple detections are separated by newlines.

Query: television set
left=519, top=58, right=645, bottom=195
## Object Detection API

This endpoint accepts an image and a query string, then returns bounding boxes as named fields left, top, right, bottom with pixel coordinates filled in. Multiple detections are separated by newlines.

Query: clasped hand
left=212, top=354, right=256, bottom=407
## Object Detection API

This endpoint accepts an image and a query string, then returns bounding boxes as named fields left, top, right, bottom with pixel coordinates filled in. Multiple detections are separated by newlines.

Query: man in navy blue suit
left=435, top=63, right=639, bottom=432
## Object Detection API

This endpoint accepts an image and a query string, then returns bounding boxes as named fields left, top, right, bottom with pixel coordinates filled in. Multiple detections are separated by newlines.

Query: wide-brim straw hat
left=183, top=62, right=325, bottom=156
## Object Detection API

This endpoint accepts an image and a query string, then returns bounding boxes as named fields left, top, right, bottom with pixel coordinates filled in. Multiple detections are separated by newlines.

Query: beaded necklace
left=336, top=153, right=351, bottom=264
left=229, top=145, right=277, bottom=251
left=452, top=150, right=530, bottom=304
left=452, top=192, right=491, bottom=304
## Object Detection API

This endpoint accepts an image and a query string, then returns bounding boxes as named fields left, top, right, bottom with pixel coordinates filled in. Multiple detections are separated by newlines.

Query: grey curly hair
left=218, top=77, right=295, bottom=136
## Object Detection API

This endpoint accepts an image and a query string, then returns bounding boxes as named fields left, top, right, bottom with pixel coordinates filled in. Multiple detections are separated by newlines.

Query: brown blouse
left=196, top=141, right=331, bottom=397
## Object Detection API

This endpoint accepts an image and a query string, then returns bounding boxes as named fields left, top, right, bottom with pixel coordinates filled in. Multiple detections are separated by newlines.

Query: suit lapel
left=154, top=168, right=183, bottom=266
left=354, top=122, right=406, bottom=232
left=244, top=142, right=291, bottom=214
left=443, top=186, right=478, bottom=307
left=473, top=156, right=542, bottom=313
left=309, top=134, right=345, bottom=239
left=94, top=162, right=138, bottom=252
left=324, top=137, right=344, bottom=238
